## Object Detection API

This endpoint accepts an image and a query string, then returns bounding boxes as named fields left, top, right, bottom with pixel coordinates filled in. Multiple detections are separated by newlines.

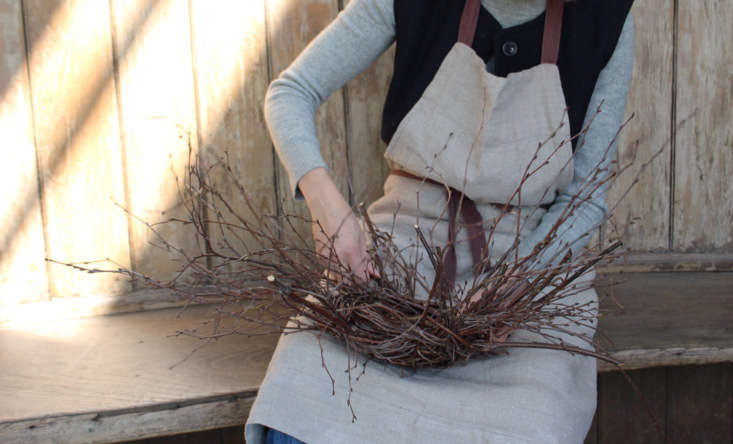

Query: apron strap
left=390, top=169, right=488, bottom=288
left=445, top=191, right=489, bottom=288
left=458, top=0, right=565, bottom=65
left=541, top=0, right=565, bottom=64
left=457, top=0, right=481, bottom=46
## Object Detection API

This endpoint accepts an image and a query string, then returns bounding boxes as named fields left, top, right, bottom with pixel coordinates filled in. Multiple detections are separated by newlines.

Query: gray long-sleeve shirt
left=264, top=0, right=635, bottom=266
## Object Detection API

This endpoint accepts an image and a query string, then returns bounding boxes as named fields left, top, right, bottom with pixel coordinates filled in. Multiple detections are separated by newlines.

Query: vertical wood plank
left=597, top=368, right=666, bottom=444
left=110, top=0, right=201, bottom=283
left=266, top=0, right=350, bottom=246
left=24, top=0, right=131, bottom=298
left=674, top=0, right=733, bottom=251
left=666, top=364, right=733, bottom=443
left=604, top=0, right=673, bottom=252
left=188, top=0, right=276, bottom=258
left=0, top=0, right=49, bottom=304
left=220, top=426, right=245, bottom=444
left=584, top=408, right=598, bottom=444
left=344, top=43, right=394, bottom=207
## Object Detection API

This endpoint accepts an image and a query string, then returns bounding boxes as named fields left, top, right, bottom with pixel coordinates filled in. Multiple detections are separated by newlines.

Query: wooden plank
left=0, top=392, right=255, bottom=444
left=604, top=0, right=673, bottom=251
left=0, top=305, right=278, bottom=434
left=597, top=368, right=667, bottom=443
left=148, top=428, right=226, bottom=444
left=600, top=347, right=733, bottom=373
left=266, top=0, right=350, bottom=247
left=674, top=0, right=733, bottom=251
left=666, top=364, right=733, bottom=443
left=0, top=0, right=48, bottom=304
left=599, top=252, right=733, bottom=273
left=188, top=0, right=277, bottom=259
left=220, top=426, right=245, bottom=444
left=343, top=40, right=394, bottom=207
left=584, top=409, right=598, bottom=444
left=23, top=0, right=131, bottom=298
left=108, top=425, right=243, bottom=444
left=109, top=0, right=201, bottom=283
left=0, top=288, right=221, bottom=327
left=595, top=272, right=733, bottom=371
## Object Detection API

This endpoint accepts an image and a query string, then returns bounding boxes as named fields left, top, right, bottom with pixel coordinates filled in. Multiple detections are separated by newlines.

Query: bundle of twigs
left=57, top=111, right=666, bottom=372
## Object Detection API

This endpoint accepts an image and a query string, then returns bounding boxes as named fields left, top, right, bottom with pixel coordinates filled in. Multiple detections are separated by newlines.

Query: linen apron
left=246, top=1, right=598, bottom=442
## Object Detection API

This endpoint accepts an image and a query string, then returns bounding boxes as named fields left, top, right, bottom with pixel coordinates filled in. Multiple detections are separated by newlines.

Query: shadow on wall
left=0, top=0, right=359, bottom=311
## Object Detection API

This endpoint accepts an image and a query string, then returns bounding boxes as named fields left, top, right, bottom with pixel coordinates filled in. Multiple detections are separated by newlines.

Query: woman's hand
left=299, top=168, right=380, bottom=282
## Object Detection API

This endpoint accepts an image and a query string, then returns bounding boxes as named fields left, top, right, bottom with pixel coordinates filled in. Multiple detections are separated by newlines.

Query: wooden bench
left=1, top=271, right=731, bottom=443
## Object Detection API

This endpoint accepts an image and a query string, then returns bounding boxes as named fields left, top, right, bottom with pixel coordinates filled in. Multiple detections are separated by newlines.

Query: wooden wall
left=1, top=0, right=731, bottom=305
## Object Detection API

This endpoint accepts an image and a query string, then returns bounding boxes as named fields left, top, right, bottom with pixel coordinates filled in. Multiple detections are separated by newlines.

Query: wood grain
left=674, top=0, right=733, bottom=251
left=597, top=368, right=667, bottom=444
left=0, top=0, right=48, bottom=304
left=23, top=0, right=131, bottom=298
left=109, top=0, right=201, bottom=283
left=0, top=393, right=255, bottom=444
left=596, top=272, right=733, bottom=363
left=188, top=0, right=277, bottom=259
left=604, top=0, right=674, bottom=251
left=0, top=304, right=277, bottom=424
left=266, top=0, right=350, bottom=247
left=666, top=364, right=733, bottom=443
left=583, top=410, right=598, bottom=444
left=598, top=252, right=733, bottom=273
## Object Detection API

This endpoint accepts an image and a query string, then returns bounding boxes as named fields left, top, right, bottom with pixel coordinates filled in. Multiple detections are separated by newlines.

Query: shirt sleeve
left=515, top=12, right=635, bottom=269
left=264, top=0, right=396, bottom=200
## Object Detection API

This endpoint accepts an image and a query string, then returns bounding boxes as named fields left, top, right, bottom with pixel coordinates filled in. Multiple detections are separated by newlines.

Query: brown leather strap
left=541, top=0, right=565, bottom=64
left=457, top=0, right=481, bottom=45
left=460, top=0, right=564, bottom=64
left=390, top=170, right=488, bottom=287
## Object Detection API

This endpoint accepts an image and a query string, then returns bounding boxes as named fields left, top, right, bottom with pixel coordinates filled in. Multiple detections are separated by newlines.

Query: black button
left=502, top=41, right=518, bottom=56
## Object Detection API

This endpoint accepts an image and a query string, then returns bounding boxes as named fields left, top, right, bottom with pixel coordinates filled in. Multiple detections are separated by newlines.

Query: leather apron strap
left=458, top=0, right=564, bottom=65
left=390, top=169, right=489, bottom=284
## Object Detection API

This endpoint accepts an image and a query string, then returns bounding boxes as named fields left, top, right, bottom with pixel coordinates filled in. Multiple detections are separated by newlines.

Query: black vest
left=381, top=0, right=634, bottom=148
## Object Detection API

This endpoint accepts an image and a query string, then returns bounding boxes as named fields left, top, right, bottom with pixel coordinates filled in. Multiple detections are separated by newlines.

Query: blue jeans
left=266, top=427, right=307, bottom=444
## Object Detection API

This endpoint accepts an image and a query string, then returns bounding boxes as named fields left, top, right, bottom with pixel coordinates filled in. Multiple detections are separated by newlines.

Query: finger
left=366, top=261, right=381, bottom=279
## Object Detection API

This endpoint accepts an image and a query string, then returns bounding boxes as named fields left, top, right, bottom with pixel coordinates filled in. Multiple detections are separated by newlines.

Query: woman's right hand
left=299, top=168, right=380, bottom=282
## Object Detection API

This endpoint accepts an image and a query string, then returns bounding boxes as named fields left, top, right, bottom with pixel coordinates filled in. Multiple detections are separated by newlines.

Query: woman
left=246, top=0, right=635, bottom=442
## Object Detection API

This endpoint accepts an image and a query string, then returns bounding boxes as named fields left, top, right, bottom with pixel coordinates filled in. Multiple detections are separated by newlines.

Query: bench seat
left=1, top=272, right=731, bottom=443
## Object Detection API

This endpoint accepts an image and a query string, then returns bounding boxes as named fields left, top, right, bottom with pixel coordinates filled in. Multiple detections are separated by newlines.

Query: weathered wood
left=595, top=272, right=733, bottom=372
left=23, top=0, right=131, bottom=298
left=0, top=0, right=48, bottom=304
left=674, top=0, right=733, bottom=251
left=266, top=0, right=350, bottom=246
left=142, top=427, right=228, bottom=444
left=598, top=252, right=733, bottom=273
left=0, top=393, right=256, bottom=444
left=0, top=288, right=218, bottom=327
left=597, top=368, right=667, bottom=443
left=188, top=0, right=277, bottom=258
left=2, top=273, right=733, bottom=442
left=583, top=410, right=598, bottom=444
left=0, top=305, right=277, bottom=425
left=666, top=364, right=733, bottom=443
left=599, top=346, right=733, bottom=373
left=126, top=426, right=244, bottom=444
left=220, top=426, right=245, bottom=444
left=0, top=304, right=276, bottom=443
left=604, top=0, right=673, bottom=251
left=109, top=0, right=201, bottom=283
